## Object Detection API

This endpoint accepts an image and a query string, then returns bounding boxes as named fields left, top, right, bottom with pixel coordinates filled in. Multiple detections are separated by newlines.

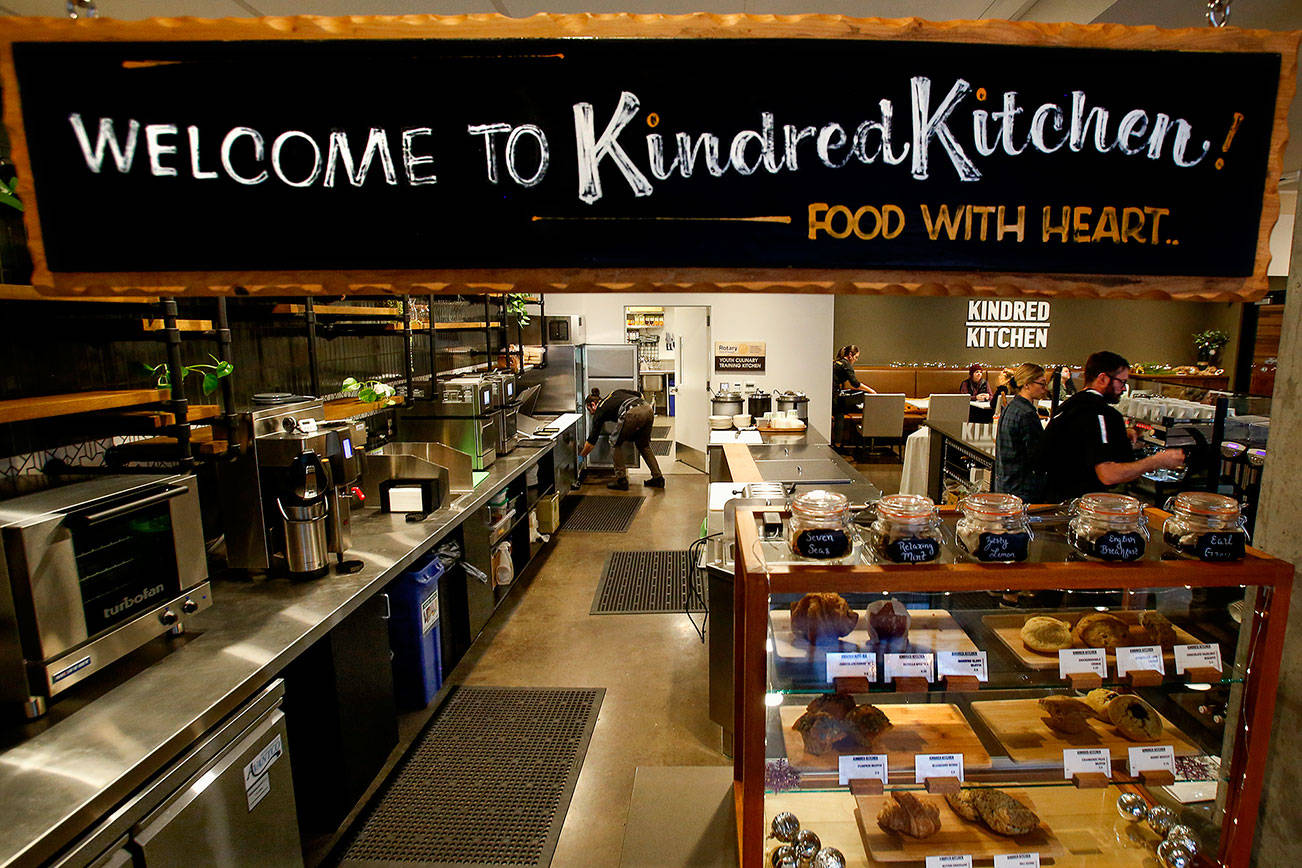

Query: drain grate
left=650, top=440, right=673, bottom=456
left=339, top=686, right=603, bottom=867
left=591, top=550, right=704, bottom=614
left=562, top=495, right=643, bottom=533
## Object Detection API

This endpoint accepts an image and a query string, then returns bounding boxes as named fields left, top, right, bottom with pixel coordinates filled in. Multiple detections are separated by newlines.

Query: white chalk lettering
left=69, top=114, right=139, bottom=174
left=573, top=91, right=653, bottom=204
left=323, top=128, right=398, bottom=188
left=401, top=127, right=437, bottom=186
left=144, top=123, right=178, bottom=177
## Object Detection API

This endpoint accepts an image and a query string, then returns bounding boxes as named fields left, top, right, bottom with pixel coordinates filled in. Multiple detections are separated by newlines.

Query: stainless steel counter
left=0, top=419, right=578, bottom=868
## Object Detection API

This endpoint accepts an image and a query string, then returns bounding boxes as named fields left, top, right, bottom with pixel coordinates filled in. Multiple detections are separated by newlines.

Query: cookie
left=1020, top=616, right=1072, bottom=653
left=1139, top=611, right=1177, bottom=647
left=1038, top=695, right=1094, bottom=734
left=1071, top=612, right=1130, bottom=649
left=1084, top=688, right=1121, bottom=722
left=945, top=789, right=981, bottom=822
left=973, top=789, right=1041, bottom=836
left=1107, top=694, right=1163, bottom=741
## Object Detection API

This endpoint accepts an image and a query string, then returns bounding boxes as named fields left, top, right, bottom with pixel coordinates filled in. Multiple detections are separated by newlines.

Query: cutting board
left=983, top=611, right=1203, bottom=671
left=779, top=703, right=992, bottom=773
left=855, top=788, right=1066, bottom=863
left=969, top=698, right=1202, bottom=764
left=772, top=609, right=979, bottom=663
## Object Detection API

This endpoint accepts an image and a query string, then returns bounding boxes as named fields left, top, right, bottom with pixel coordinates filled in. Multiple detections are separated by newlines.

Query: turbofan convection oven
left=0, top=473, right=210, bottom=718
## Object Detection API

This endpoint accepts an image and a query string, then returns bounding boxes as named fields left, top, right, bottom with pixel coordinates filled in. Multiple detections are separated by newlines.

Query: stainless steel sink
left=752, top=458, right=852, bottom=484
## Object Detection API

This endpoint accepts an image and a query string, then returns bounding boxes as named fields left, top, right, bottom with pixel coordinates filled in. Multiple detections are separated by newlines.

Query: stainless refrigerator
left=582, top=343, right=641, bottom=471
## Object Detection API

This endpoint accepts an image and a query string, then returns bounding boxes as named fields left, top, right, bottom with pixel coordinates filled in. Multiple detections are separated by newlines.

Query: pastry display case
left=731, top=504, right=1292, bottom=867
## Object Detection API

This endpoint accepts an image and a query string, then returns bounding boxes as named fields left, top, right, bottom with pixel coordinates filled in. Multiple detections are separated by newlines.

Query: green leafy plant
left=341, top=376, right=398, bottom=406
left=0, top=176, right=23, bottom=212
left=139, top=355, right=233, bottom=395
left=1193, top=330, right=1230, bottom=353
left=505, top=293, right=532, bottom=327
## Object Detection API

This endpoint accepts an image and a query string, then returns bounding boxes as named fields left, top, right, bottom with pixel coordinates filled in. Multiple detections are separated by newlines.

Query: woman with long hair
left=994, top=363, right=1049, bottom=501
left=832, top=345, right=875, bottom=448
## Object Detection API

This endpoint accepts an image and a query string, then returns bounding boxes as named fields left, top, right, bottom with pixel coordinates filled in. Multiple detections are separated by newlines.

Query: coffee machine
left=487, top=370, right=520, bottom=455
left=397, top=376, right=498, bottom=471
left=217, top=397, right=365, bottom=575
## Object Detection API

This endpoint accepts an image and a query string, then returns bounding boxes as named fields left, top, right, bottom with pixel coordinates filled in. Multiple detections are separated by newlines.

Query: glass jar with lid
left=787, top=489, right=854, bottom=562
left=1163, top=492, right=1248, bottom=561
left=956, top=492, right=1032, bottom=562
left=1068, top=492, right=1149, bottom=561
left=867, top=493, right=945, bottom=563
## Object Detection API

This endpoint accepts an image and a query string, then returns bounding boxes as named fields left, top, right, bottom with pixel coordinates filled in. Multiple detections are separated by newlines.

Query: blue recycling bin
left=389, top=554, right=446, bottom=709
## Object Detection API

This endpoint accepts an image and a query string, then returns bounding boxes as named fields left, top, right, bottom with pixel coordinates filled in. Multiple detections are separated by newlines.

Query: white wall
left=544, top=293, right=836, bottom=437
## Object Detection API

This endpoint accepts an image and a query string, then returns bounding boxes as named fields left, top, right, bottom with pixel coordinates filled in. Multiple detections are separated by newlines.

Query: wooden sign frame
left=0, top=13, right=1296, bottom=300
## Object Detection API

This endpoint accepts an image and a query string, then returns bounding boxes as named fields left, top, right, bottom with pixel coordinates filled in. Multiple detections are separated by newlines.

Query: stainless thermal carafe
left=278, top=451, right=331, bottom=579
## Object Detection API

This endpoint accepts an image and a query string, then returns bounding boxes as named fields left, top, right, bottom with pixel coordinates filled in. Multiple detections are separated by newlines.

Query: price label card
left=926, top=856, right=973, bottom=868
left=994, top=855, right=1040, bottom=868
left=937, top=651, right=988, bottom=681
left=1116, top=645, right=1165, bottom=677
left=915, top=753, right=964, bottom=783
left=1058, top=648, right=1108, bottom=679
left=885, top=653, right=936, bottom=682
left=827, top=652, right=877, bottom=683
left=1128, top=744, right=1176, bottom=777
left=838, top=754, right=888, bottom=786
left=1063, top=748, right=1112, bottom=780
left=1175, top=643, right=1223, bottom=675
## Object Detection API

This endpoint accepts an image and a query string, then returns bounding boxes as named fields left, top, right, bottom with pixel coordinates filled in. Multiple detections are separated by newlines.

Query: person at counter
left=958, top=364, right=992, bottom=399
left=832, top=345, right=875, bottom=449
left=581, top=387, right=665, bottom=490
left=1039, top=351, right=1184, bottom=501
left=994, top=363, right=1048, bottom=502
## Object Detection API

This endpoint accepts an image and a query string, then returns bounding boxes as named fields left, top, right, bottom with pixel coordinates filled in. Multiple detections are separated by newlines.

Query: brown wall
left=833, top=297, right=1243, bottom=383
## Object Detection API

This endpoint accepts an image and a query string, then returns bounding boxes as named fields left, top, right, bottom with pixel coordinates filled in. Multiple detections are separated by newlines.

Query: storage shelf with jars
left=732, top=492, right=1292, bottom=868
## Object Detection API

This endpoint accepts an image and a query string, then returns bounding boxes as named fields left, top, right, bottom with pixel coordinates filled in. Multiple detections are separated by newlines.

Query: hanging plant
left=341, top=376, right=398, bottom=406
left=139, top=355, right=234, bottom=395
left=505, top=293, right=532, bottom=327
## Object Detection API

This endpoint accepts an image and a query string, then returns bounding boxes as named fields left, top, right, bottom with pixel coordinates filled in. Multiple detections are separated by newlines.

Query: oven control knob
left=159, top=609, right=178, bottom=626
left=181, top=599, right=199, bottom=614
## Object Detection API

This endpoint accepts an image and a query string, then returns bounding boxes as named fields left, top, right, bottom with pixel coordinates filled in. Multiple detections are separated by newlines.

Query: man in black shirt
left=1039, top=351, right=1185, bottom=502
left=580, top=388, right=665, bottom=490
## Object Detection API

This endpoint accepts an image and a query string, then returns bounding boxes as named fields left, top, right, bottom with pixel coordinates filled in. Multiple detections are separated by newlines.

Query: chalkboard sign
left=972, top=531, right=1030, bottom=563
left=885, top=536, right=942, bottom=564
left=1090, top=530, right=1147, bottom=562
left=0, top=16, right=1293, bottom=294
left=1196, top=531, right=1246, bottom=562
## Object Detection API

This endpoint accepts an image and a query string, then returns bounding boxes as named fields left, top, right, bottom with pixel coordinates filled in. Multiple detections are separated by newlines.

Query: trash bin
left=389, top=554, right=446, bottom=709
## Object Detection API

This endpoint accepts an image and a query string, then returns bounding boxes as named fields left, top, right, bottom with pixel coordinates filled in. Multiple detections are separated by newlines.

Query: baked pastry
left=792, top=710, right=850, bottom=754
left=876, top=791, right=941, bottom=839
left=1107, top=694, right=1163, bottom=742
left=805, top=692, right=856, bottom=720
left=1038, top=695, right=1095, bottom=734
left=1071, top=613, right=1130, bottom=649
left=867, top=599, right=911, bottom=642
left=790, top=593, right=859, bottom=645
left=945, top=789, right=981, bottom=822
left=1020, top=616, right=1072, bottom=653
left=1084, top=688, right=1121, bottom=722
left=1139, top=611, right=1177, bottom=647
left=845, top=704, right=893, bottom=748
left=973, top=789, right=1041, bottom=836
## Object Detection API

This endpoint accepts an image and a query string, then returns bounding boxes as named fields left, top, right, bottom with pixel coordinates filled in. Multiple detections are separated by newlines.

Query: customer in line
left=958, top=364, right=992, bottom=399
left=832, top=345, right=876, bottom=449
left=580, top=387, right=665, bottom=490
left=994, top=363, right=1049, bottom=502
left=1039, top=351, right=1184, bottom=502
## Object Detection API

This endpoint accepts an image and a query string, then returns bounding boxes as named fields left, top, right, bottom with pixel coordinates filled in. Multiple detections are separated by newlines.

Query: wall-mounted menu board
left=0, top=15, right=1296, bottom=298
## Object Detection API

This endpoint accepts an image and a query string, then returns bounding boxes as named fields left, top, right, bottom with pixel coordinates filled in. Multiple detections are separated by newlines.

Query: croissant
left=877, top=791, right=941, bottom=839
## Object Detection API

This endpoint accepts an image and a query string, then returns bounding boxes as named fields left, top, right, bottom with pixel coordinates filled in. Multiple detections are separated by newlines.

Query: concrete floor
left=445, top=463, right=731, bottom=867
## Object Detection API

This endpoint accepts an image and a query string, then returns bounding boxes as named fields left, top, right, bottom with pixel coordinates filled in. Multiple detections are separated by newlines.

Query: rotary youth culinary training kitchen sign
left=0, top=15, right=1295, bottom=297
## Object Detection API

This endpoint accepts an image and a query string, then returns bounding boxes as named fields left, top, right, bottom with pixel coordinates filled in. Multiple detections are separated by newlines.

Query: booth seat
left=855, top=365, right=1082, bottom=398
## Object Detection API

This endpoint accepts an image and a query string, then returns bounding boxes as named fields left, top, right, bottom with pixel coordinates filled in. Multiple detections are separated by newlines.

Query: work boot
left=606, top=477, right=630, bottom=491
left=644, top=476, right=666, bottom=488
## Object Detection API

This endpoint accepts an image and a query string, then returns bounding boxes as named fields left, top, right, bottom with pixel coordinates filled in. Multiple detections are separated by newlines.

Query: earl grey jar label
left=976, top=531, right=1030, bottom=562
left=886, top=537, right=941, bottom=563
left=1094, top=531, right=1145, bottom=561
left=795, top=528, right=850, bottom=559
left=1196, top=531, right=1245, bottom=562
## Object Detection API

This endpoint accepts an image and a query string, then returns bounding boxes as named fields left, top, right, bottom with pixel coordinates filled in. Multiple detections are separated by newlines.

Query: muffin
left=790, top=593, right=859, bottom=645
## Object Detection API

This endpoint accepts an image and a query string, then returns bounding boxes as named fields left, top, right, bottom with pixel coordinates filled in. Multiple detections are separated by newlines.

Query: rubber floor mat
left=650, top=440, right=672, bottom=456
left=562, top=494, right=643, bottom=532
left=338, top=686, right=604, bottom=867
left=591, top=550, right=704, bottom=614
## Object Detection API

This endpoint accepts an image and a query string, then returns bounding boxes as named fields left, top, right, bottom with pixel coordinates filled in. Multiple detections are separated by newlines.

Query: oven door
left=18, top=480, right=205, bottom=662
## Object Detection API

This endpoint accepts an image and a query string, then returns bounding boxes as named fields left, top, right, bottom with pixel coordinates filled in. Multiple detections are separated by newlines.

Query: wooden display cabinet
left=732, top=506, right=1292, bottom=867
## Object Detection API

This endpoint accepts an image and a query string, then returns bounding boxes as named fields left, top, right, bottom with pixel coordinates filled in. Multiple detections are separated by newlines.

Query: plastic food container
left=1068, top=493, right=1149, bottom=562
left=787, top=489, right=855, bottom=562
left=1163, top=491, right=1248, bottom=561
left=867, top=494, right=944, bottom=563
left=956, top=492, right=1032, bottom=562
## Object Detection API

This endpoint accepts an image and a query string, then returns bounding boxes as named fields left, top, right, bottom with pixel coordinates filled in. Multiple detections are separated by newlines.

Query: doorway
left=623, top=304, right=711, bottom=473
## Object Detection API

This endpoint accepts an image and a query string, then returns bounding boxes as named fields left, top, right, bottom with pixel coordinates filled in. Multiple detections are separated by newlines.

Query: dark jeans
left=613, top=402, right=662, bottom=479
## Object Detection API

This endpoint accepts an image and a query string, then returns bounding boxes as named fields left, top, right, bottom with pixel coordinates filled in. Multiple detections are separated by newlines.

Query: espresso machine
left=396, top=376, right=498, bottom=471
left=216, top=397, right=365, bottom=575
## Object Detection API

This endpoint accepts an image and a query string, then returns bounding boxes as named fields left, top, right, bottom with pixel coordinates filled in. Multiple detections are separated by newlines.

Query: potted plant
left=140, top=355, right=234, bottom=395
left=341, top=376, right=398, bottom=407
left=1192, top=330, right=1230, bottom=366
